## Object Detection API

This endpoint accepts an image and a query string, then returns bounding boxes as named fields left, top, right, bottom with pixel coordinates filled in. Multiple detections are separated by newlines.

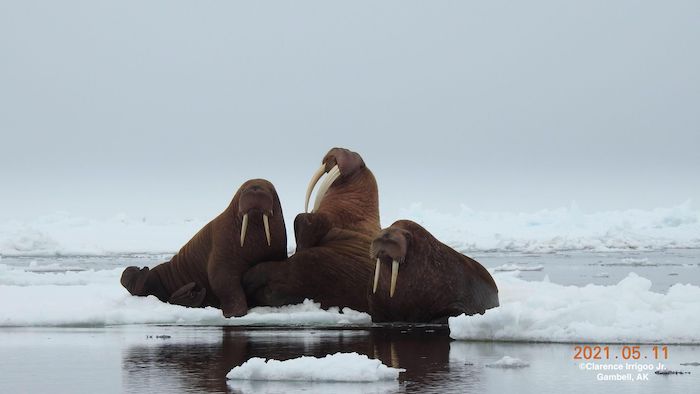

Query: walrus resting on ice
left=243, top=147, right=380, bottom=313
left=120, top=179, right=287, bottom=317
left=369, top=220, right=499, bottom=323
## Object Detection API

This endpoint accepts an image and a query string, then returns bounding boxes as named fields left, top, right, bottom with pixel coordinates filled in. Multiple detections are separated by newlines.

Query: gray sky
left=1, top=1, right=698, bottom=223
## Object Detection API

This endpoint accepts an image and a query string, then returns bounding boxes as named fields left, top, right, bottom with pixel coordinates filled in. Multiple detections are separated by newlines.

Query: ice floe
left=226, top=352, right=404, bottom=382
left=0, top=264, right=369, bottom=327
left=2, top=202, right=700, bottom=256
left=485, top=356, right=530, bottom=368
left=449, top=272, right=700, bottom=344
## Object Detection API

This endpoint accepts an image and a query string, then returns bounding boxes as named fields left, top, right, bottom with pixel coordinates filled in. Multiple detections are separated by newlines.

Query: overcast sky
left=1, top=1, right=698, bottom=223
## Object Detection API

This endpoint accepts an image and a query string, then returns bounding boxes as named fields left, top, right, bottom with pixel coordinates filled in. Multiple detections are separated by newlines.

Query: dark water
left=1, top=326, right=698, bottom=394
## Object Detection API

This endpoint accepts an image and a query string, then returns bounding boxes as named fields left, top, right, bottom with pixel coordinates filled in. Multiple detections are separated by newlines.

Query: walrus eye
left=304, top=163, right=341, bottom=213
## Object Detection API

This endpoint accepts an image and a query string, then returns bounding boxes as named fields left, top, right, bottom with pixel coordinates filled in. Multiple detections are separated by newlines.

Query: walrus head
left=238, top=179, right=277, bottom=248
left=304, top=147, right=367, bottom=213
left=370, top=227, right=413, bottom=297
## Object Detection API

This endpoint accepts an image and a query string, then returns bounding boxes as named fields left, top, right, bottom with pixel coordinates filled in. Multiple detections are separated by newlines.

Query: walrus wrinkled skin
left=369, top=220, right=499, bottom=323
left=243, top=148, right=380, bottom=312
left=120, top=179, right=287, bottom=317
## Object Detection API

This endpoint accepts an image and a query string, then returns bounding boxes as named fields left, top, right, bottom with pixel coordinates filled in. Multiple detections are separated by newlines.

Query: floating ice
left=449, top=272, right=700, bottom=344
left=0, top=264, right=370, bottom=327
left=600, top=257, right=658, bottom=267
left=494, top=264, right=544, bottom=272
left=226, top=352, right=404, bottom=382
left=485, top=356, right=530, bottom=368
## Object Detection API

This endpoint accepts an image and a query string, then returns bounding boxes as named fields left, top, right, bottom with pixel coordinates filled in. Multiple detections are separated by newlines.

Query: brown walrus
left=369, top=220, right=499, bottom=323
left=120, top=179, right=287, bottom=317
left=243, top=147, right=380, bottom=312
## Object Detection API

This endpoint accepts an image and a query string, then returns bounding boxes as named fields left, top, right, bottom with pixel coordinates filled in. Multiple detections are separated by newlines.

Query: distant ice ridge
left=2, top=202, right=699, bottom=256
left=401, top=201, right=700, bottom=253
left=0, top=212, right=206, bottom=256
left=449, top=272, right=700, bottom=344
left=0, top=264, right=370, bottom=327
left=226, top=352, right=404, bottom=382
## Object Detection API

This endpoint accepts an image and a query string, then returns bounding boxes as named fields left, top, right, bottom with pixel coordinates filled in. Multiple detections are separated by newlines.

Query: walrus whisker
left=390, top=259, right=399, bottom=297
left=312, top=164, right=340, bottom=213
left=263, top=213, right=271, bottom=246
left=373, top=258, right=381, bottom=293
left=305, top=164, right=327, bottom=213
left=240, top=213, right=249, bottom=247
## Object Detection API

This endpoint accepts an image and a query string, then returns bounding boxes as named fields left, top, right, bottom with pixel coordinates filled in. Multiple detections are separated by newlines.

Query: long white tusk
left=390, top=259, right=399, bottom=297
left=312, top=164, right=340, bottom=213
left=263, top=213, right=271, bottom=246
left=305, top=164, right=327, bottom=213
left=240, top=213, right=249, bottom=247
left=373, top=258, right=381, bottom=294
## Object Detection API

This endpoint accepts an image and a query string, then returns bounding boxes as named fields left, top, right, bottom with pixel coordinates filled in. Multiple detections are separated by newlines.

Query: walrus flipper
left=294, top=212, right=331, bottom=251
left=168, top=282, right=207, bottom=308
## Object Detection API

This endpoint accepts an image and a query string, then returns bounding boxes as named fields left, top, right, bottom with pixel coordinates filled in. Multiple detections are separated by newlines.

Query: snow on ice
left=449, top=272, right=700, bottom=344
left=0, top=264, right=370, bottom=327
left=485, top=356, right=530, bottom=368
left=226, top=352, right=404, bottom=381
left=2, top=201, right=700, bottom=256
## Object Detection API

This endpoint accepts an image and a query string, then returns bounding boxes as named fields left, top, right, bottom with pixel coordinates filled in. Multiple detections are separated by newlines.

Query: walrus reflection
left=121, top=327, right=459, bottom=393
left=122, top=330, right=248, bottom=394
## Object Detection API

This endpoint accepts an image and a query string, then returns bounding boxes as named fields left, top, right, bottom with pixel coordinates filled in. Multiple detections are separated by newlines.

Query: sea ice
left=0, top=264, right=370, bottom=327
left=226, top=352, right=404, bottom=382
left=2, top=202, right=700, bottom=256
left=494, top=264, right=544, bottom=272
left=485, top=356, right=530, bottom=368
left=449, top=272, right=700, bottom=344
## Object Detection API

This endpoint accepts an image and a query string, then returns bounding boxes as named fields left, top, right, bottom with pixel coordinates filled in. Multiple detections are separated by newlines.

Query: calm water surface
left=0, top=326, right=698, bottom=394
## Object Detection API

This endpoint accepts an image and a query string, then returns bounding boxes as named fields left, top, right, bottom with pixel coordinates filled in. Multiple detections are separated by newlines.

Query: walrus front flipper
left=121, top=266, right=152, bottom=296
left=168, top=282, right=207, bottom=307
left=294, top=212, right=331, bottom=251
left=120, top=265, right=170, bottom=302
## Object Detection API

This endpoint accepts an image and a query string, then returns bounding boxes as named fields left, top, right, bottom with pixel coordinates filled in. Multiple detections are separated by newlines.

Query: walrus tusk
left=240, top=213, right=249, bottom=247
left=263, top=213, right=271, bottom=246
left=390, top=259, right=399, bottom=297
left=305, top=164, right=327, bottom=213
left=312, top=164, right=340, bottom=213
left=373, top=258, right=381, bottom=293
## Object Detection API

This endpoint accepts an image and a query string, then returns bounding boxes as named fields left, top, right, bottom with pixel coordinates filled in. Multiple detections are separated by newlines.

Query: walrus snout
left=305, top=147, right=366, bottom=213
left=370, top=228, right=412, bottom=297
left=238, top=185, right=276, bottom=248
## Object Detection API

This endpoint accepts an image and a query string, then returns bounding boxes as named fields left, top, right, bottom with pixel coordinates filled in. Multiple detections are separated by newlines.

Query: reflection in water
left=120, top=325, right=700, bottom=394
left=121, top=326, right=471, bottom=394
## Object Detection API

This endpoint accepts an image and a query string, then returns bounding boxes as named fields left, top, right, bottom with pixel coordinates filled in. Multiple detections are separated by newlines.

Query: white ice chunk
left=494, top=264, right=544, bottom=272
left=449, top=272, right=700, bottom=344
left=226, top=352, right=404, bottom=382
left=0, top=265, right=370, bottom=327
left=485, top=356, right=530, bottom=368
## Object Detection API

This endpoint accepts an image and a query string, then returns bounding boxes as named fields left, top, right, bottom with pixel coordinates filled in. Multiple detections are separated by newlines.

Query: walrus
left=369, top=220, right=499, bottom=323
left=120, top=179, right=287, bottom=317
left=243, top=147, right=380, bottom=312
